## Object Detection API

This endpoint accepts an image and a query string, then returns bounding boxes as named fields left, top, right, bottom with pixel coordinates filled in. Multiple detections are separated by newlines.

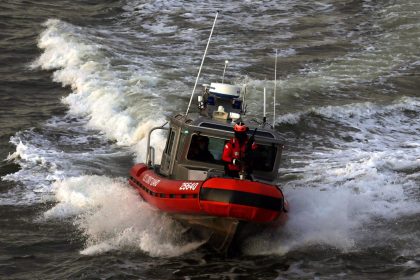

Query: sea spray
left=44, top=175, right=204, bottom=257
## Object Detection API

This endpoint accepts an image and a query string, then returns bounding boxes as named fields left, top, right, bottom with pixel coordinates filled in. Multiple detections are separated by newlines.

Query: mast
left=185, top=12, right=219, bottom=116
left=263, top=87, right=267, bottom=124
left=273, top=49, right=278, bottom=128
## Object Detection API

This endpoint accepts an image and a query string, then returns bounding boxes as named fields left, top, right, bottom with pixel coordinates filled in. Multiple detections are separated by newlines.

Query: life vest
left=222, top=137, right=250, bottom=171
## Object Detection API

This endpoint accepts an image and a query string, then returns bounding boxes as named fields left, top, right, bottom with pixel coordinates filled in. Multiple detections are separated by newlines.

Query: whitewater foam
left=244, top=168, right=419, bottom=256
left=44, top=175, right=203, bottom=257
left=33, top=19, right=166, bottom=149
left=3, top=1, right=419, bottom=258
left=241, top=97, right=420, bottom=256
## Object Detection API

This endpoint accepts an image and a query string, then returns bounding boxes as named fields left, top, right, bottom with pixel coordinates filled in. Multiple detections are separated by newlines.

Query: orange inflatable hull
left=128, top=163, right=287, bottom=224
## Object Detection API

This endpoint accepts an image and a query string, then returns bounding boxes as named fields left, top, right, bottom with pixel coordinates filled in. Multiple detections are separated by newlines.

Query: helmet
left=234, top=122, right=248, bottom=133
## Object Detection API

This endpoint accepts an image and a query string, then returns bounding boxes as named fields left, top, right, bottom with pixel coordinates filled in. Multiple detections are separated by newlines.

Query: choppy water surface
left=1, top=0, right=419, bottom=279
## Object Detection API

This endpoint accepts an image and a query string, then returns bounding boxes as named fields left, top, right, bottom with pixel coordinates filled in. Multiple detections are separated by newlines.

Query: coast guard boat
left=128, top=13, right=288, bottom=252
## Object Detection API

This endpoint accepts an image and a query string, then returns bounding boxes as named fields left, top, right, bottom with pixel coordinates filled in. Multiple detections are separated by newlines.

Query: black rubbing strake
left=200, top=187, right=283, bottom=211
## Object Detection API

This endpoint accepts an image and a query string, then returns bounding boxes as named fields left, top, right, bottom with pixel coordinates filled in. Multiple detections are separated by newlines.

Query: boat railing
left=146, top=122, right=168, bottom=168
left=148, top=146, right=155, bottom=168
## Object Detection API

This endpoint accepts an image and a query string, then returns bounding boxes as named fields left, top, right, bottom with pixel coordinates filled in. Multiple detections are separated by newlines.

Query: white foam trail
left=33, top=19, right=166, bottom=150
left=3, top=19, right=169, bottom=207
left=44, top=175, right=203, bottom=257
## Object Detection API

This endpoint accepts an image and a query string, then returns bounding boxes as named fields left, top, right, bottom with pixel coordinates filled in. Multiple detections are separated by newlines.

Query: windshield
left=187, top=134, right=277, bottom=171
left=187, top=134, right=224, bottom=164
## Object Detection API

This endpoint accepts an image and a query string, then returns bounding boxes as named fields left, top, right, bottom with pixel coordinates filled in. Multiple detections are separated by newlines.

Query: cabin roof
left=170, top=114, right=284, bottom=143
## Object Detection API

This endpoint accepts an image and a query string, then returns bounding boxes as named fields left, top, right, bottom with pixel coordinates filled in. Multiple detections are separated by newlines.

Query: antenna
left=185, top=12, right=219, bottom=116
left=222, top=60, right=229, bottom=83
left=263, top=87, right=267, bottom=124
left=242, top=85, right=247, bottom=114
left=273, top=49, right=278, bottom=128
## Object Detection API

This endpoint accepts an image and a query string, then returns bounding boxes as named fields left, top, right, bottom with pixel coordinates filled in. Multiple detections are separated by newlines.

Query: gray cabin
left=146, top=83, right=284, bottom=183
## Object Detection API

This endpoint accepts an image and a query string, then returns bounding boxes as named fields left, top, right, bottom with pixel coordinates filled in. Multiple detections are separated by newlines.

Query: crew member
left=188, top=135, right=214, bottom=162
left=222, top=122, right=256, bottom=178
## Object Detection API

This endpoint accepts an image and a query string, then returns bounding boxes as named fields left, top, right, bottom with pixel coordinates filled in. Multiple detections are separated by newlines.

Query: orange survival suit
left=222, top=122, right=256, bottom=178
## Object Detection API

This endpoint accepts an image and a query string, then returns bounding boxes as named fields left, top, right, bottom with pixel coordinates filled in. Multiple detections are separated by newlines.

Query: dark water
left=1, top=0, right=419, bottom=279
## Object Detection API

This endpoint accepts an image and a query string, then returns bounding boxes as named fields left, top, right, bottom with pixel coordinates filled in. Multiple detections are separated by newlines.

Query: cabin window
left=252, top=145, right=277, bottom=172
left=176, top=133, right=187, bottom=160
left=165, top=129, right=176, bottom=155
left=187, top=134, right=277, bottom=171
left=187, top=134, right=225, bottom=164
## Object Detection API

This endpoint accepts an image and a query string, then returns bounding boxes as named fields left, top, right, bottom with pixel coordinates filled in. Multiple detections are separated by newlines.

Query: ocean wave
left=33, top=19, right=166, bottom=149
left=277, top=96, right=419, bottom=128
